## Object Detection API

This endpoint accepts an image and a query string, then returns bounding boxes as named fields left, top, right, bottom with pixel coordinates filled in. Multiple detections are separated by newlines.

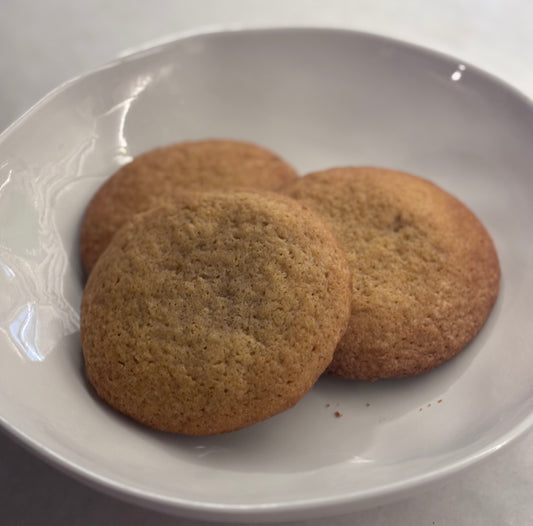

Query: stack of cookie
left=79, top=139, right=500, bottom=435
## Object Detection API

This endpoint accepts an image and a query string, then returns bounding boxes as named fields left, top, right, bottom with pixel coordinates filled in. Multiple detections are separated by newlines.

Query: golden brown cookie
left=278, top=167, right=500, bottom=381
left=80, top=191, right=352, bottom=435
left=80, top=139, right=298, bottom=275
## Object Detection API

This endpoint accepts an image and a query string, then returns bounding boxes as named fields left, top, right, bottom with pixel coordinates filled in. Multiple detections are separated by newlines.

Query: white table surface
left=1, top=1, right=532, bottom=524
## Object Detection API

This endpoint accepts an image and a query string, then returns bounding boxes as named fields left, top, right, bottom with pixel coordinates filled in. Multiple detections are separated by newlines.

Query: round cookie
left=80, top=139, right=298, bottom=275
left=278, top=167, right=500, bottom=381
left=80, top=191, right=352, bottom=435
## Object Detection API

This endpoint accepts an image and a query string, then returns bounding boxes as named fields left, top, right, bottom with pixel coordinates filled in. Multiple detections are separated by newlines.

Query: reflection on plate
left=0, top=27, right=532, bottom=522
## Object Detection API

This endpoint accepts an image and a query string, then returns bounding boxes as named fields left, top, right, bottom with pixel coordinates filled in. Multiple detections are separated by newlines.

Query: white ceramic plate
left=0, top=27, right=532, bottom=522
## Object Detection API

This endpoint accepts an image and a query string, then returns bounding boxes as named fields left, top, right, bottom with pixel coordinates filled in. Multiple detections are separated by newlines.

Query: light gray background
left=1, top=1, right=532, bottom=524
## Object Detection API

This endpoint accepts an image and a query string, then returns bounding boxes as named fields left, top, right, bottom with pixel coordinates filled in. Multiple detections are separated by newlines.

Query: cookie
left=80, top=191, right=352, bottom=435
left=279, top=167, right=500, bottom=380
left=80, top=139, right=298, bottom=275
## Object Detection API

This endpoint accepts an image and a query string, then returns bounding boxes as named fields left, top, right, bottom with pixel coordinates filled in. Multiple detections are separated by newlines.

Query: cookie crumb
left=334, top=411, right=342, bottom=418
left=427, top=403, right=432, bottom=407
left=419, top=408, right=423, bottom=412
left=438, top=399, right=443, bottom=403
left=366, top=402, right=371, bottom=407
left=325, top=403, right=331, bottom=408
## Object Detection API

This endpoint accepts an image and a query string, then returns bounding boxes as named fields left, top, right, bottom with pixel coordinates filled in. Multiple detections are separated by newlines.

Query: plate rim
left=2, top=23, right=532, bottom=142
